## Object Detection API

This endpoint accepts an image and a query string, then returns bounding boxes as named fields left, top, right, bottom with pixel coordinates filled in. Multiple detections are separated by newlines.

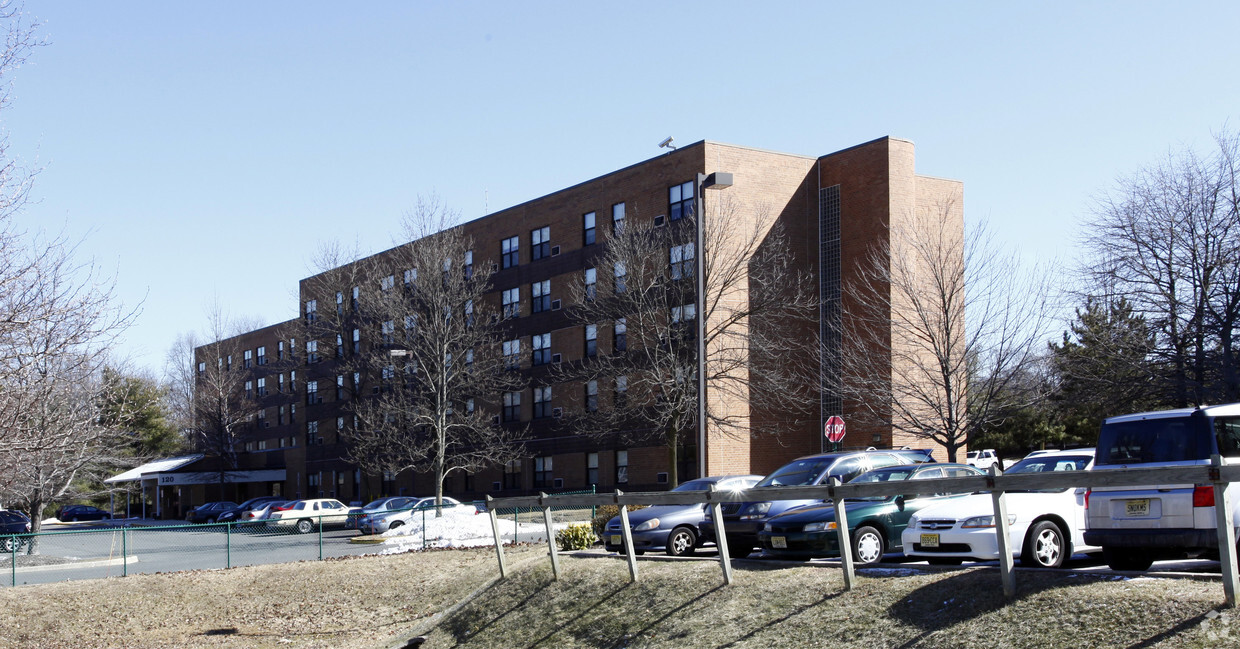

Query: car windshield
left=673, top=479, right=716, bottom=492
left=848, top=467, right=917, bottom=500
left=756, top=459, right=834, bottom=487
left=1007, top=455, right=1091, bottom=474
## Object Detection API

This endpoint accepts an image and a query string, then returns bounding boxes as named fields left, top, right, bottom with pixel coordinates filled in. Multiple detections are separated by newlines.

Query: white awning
left=104, top=454, right=204, bottom=484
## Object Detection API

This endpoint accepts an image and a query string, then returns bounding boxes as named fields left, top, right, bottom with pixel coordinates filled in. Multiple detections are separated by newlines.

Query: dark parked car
left=55, top=505, right=112, bottom=522
left=216, top=497, right=287, bottom=524
left=186, top=501, right=239, bottom=524
left=757, top=463, right=983, bottom=564
left=700, top=449, right=916, bottom=558
left=603, top=475, right=764, bottom=556
left=1, top=509, right=31, bottom=552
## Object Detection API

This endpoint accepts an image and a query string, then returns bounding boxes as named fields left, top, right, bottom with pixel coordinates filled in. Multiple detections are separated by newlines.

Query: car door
left=890, top=467, right=948, bottom=540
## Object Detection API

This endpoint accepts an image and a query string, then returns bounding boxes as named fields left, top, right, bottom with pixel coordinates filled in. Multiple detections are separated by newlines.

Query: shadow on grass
left=715, top=589, right=844, bottom=649
left=887, top=569, right=1215, bottom=648
left=441, top=570, right=558, bottom=645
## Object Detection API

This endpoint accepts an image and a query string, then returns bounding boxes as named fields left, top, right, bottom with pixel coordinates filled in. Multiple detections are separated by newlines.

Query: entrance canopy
left=105, top=455, right=204, bottom=484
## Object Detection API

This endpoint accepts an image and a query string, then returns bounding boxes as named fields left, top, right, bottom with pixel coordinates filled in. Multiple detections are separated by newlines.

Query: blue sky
left=6, top=1, right=1240, bottom=375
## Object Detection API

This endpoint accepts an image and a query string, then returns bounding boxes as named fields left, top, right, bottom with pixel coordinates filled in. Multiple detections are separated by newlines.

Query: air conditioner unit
left=653, top=215, right=666, bottom=226
left=263, top=422, right=270, bottom=429
left=492, top=415, right=501, bottom=425
left=552, top=407, right=563, bottom=418
left=492, top=481, right=502, bottom=491
left=656, top=472, right=670, bottom=484
left=550, top=245, right=561, bottom=257
left=551, top=353, right=562, bottom=364
left=317, top=437, right=325, bottom=445
left=491, top=263, right=500, bottom=272
left=554, top=478, right=564, bottom=489
left=551, top=299, right=561, bottom=311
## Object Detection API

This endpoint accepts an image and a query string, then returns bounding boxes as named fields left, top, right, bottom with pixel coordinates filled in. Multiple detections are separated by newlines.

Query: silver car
left=362, top=497, right=463, bottom=534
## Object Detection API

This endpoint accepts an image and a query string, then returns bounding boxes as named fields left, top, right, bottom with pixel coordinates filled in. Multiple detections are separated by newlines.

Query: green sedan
left=757, top=463, right=982, bottom=564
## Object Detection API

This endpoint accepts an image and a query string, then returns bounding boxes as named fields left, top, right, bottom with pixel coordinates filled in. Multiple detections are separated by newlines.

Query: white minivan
left=1084, top=403, right=1240, bottom=571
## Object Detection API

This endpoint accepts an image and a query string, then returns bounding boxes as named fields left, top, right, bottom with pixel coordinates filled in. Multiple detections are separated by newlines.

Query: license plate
left=610, top=535, right=621, bottom=545
left=772, top=536, right=787, bottom=549
left=1125, top=499, right=1150, bottom=517
left=920, top=533, right=940, bottom=548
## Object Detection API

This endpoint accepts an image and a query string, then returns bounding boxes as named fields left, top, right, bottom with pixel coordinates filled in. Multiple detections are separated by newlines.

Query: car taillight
left=1193, top=485, right=1215, bottom=508
left=1084, top=488, right=1090, bottom=510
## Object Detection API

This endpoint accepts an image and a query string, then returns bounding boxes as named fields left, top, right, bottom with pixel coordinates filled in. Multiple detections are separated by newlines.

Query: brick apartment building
left=167, top=136, right=962, bottom=513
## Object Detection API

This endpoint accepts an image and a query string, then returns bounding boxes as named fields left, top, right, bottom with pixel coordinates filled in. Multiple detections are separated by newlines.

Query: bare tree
left=309, top=197, right=524, bottom=510
left=167, top=306, right=259, bottom=499
left=1081, top=129, right=1240, bottom=407
left=557, top=198, right=819, bottom=487
left=831, top=197, right=1055, bottom=461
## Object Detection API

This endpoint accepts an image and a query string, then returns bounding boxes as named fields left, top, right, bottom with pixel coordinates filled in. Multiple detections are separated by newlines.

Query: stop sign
left=825, top=416, right=846, bottom=443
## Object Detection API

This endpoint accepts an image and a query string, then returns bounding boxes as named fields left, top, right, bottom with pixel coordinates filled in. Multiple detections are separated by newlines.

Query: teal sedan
left=757, top=463, right=982, bottom=564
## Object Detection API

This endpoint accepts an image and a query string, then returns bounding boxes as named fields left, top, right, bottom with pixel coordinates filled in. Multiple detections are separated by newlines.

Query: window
left=336, top=375, right=344, bottom=400
left=278, top=374, right=285, bottom=393
left=305, top=299, right=318, bottom=323
left=584, top=324, right=598, bottom=357
left=335, top=334, right=343, bottom=359
left=464, top=299, right=474, bottom=326
left=226, top=355, right=232, bottom=370
left=502, top=391, right=521, bottom=422
left=616, top=375, right=628, bottom=407
left=534, top=456, right=553, bottom=488
left=672, top=303, right=696, bottom=323
left=503, top=459, right=521, bottom=489
left=336, top=291, right=344, bottom=315
left=669, top=180, right=694, bottom=221
left=503, top=339, right=521, bottom=369
left=278, top=341, right=286, bottom=361
left=464, top=250, right=473, bottom=279
left=381, top=320, right=395, bottom=344
left=290, top=370, right=297, bottom=394
left=532, top=333, right=552, bottom=366
left=466, top=397, right=475, bottom=413
left=585, top=380, right=598, bottom=412
left=616, top=450, right=629, bottom=484
left=404, top=268, right=417, bottom=288
left=502, top=287, right=520, bottom=318
left=244, top=380, right=253, bottom=399
left=583, top=211, right=596, bottom=245
left=614, top=262, right=627, bottom=293
left=278, top=405, right=286, bottom=426
left=531, top=226, right=550, bottom=260
left=306, top=380, right=321, bottom=404
left=587, top=452, right=599, bottom=485
left=337, top=416, right=345, bottom=432
left=197, top=361, right=205, bottom=374
left=441, top=257, right=452, bottom=286
left=613, top=202, right=625, bottom=234
left=256, top=408, right=266, bottom=428
left=532, top=280, right=550, bottom=313
left=670, top=243, right=695, bottom=280
left=502, top=236, right=519, bottom=269
left=257, top=346, right=266, bottom=365
left=614, top=318, right=627, bottom=352
left=351, top=286, right=359, bottom=310
left=584, top=268, right=596, bottom=300
left=380, top=274, right=395, bottom=291
left=257, top=377, right=267, bottom=397
left=533, top=386, right=552, bottom=419
left=352, top=328, right=361, bottom=354
left=306, top=340, right=320, bottom=364
left=306, top=420, right=319, bottom=446
left=243, top=349, right=253, bottom=368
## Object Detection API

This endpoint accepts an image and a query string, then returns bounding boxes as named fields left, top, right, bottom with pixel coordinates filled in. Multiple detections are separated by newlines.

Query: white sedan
left=901, top=449, right=1097, bottom=568
left=267, top=499, right=351, bottom=534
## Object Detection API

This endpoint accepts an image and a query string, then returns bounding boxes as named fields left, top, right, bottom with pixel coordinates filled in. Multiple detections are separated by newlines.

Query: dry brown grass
left=1, top=547, right=1237, bottom=649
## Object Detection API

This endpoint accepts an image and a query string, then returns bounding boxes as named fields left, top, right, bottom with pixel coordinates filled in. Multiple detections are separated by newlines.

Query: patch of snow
left=376, top=509, right=567, bottom=553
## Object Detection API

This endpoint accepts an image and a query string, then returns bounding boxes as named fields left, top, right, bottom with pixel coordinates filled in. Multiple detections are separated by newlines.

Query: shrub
left=590, top=504, right=648, bottom=537
left=556, top=523, right=598, bottom=551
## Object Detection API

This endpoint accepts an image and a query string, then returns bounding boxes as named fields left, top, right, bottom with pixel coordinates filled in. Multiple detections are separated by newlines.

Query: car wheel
left=1, top=537, right=14, bottom=553
left=1021, top=520, right=1068, bottom=568
left=207, top=517, right=216, bottom=525
left=389, top=520, right=404, bottom=530
left=295, top=519, right=314, bottom=534
left=852, top=526, right=885, bottom=566
left=666, top=527, right=697, bottom=557
left=1104, top=547, right=1154, bottom=571
left=70, top=517, right=79, bottom=523
left=725, top=538, right=754, bottom=558
left=926, top=557, right=963, bottom=566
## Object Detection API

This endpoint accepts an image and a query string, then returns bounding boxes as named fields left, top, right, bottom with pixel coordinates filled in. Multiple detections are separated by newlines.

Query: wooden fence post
left=486, top=495, right=507, bottom=579
left=540, top=492, right=561, bottom=581
left=616, top=490, right=639, bottom=583
left=831, top=477, right=855, bottom=590
left=988, top=465, right=1016, bottom=598
left=709, top=484, right=733, bottom=585
left=1212, top=454, right=1238, bottom=607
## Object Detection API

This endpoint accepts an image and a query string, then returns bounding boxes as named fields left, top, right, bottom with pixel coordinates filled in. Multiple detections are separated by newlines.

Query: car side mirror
left=895, top=495, right=906, bottom=512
